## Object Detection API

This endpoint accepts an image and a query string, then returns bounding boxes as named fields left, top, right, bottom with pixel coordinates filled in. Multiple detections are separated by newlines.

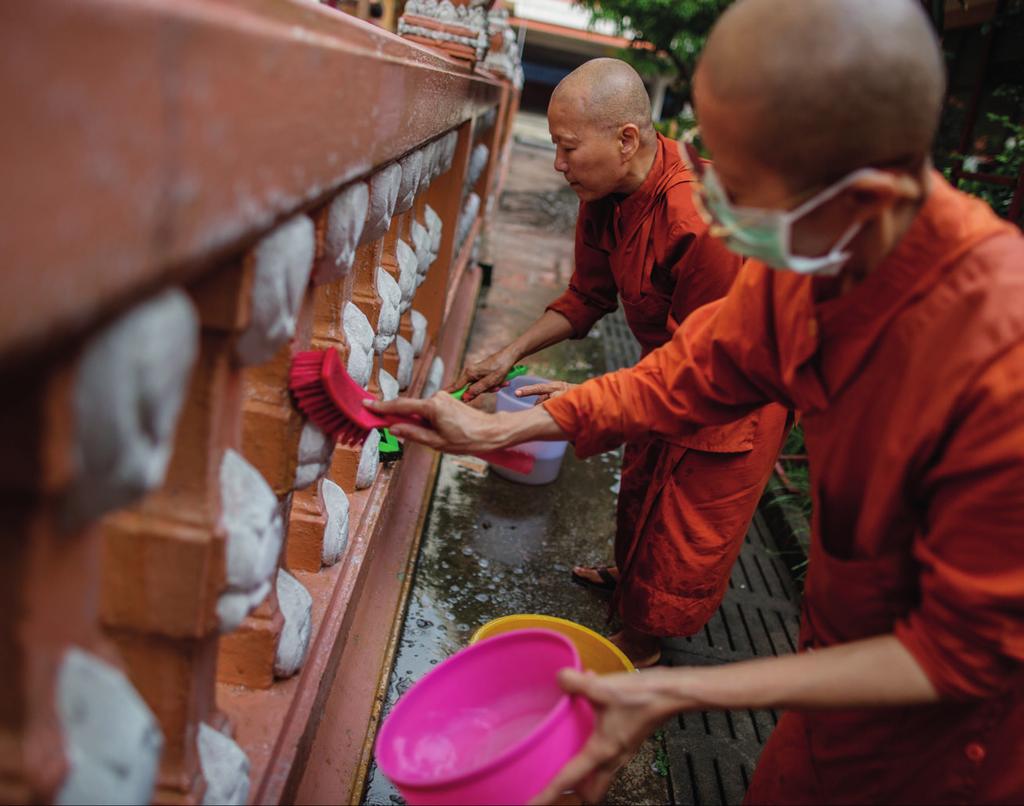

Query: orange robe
left=547, top=133, right=788, bottom=636
left=545, top=174, right=1024, bottom=803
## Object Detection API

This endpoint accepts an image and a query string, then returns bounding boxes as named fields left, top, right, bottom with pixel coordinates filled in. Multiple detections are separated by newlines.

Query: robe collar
left=775, top=172, right=1014, bottom=404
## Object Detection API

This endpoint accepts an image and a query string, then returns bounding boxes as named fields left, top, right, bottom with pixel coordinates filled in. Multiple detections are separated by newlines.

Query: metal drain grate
left=660, top=513, right=800, bottom=804
left=601, top=316, right=801, bottom=804
left=601, top=307, right=642, bottom=372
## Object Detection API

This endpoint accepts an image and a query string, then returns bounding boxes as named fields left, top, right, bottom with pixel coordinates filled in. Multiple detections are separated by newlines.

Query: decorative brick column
left=398, top=0, right=494, bottom=70
left=97, top=261, right=270, bottom=803
left=0, top=294, right=184, bottom=803
left=218, top=215, right=320, bottom=690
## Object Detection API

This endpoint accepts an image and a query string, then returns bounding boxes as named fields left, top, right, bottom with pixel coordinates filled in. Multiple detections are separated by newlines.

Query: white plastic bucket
left=492, top=375, right=570, bottom=485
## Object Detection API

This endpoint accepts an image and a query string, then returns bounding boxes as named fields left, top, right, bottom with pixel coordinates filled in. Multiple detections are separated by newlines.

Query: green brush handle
left=378, top=366, right=528, bottom=454
left=451, top=364, right=528, bottom=401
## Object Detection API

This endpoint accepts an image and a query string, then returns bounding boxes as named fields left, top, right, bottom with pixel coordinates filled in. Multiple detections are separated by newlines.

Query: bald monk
left=373, top=0, right=1024, bottom=802
left=449, top=57, right=788, bottom=666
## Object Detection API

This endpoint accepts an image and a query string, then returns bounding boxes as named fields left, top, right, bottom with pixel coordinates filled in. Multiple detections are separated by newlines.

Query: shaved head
left=551, top=58, right=655, bottom=144
left=548, top=58, right=660, bottom=201
left=697, top=0, right=945, bottom=188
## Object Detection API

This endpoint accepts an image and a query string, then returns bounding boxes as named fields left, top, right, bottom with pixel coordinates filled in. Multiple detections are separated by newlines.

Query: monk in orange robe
left=374, top=1, right=1024, bottom=802
left=449, top=58, right=788, bottom=665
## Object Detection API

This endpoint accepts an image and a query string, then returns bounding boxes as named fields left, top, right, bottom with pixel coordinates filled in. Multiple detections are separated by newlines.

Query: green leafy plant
left=765, top=425, right=812, bottom=585
left=942, top=86, right=1024, bottom=221
left=652, top=729, right=670, bottom=778
left=576, top=0, right=735, bottom=109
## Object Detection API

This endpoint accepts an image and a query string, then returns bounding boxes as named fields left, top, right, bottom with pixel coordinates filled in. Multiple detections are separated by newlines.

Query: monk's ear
left=618, top=124, right=641, bottom=161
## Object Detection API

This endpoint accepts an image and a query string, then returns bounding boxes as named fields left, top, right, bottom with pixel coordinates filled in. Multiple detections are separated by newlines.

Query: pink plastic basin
left=375, top=629, right=594, bottom=805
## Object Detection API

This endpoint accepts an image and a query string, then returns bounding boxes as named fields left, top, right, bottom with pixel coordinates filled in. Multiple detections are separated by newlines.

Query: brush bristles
left=289, top=350, right=370, bottom=447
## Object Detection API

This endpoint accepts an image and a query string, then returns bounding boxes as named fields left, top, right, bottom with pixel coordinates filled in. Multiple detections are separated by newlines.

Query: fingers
left=557, top=668, right=598, bottom=697
left=444, top=367, right=476, bottom=394
left=367, top=397, right=431, bottom=417
left=516, top=382, right=572, bottom=399
left=528, top=746, right=601, bottom=805
left=464, top=369, right=508, bottom=401
left=387, top=423, right=444, bottom=449
left=515, top=382, right=557, bottom=398
left=577, top=766, right=618, bottom=804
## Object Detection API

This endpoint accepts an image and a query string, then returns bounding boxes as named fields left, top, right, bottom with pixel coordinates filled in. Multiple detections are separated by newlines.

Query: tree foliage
left=575, top=0, right=734, bottom=104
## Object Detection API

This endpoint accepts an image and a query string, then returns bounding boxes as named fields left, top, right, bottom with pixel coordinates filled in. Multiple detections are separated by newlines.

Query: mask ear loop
left=786, top=168, right=878, bottom=221
left=780, top=168, right=877, bottom=259
left=831, top=219, right=863, bottom=254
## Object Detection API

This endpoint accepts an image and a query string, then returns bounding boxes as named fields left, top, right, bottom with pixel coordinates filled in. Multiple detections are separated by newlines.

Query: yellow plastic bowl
left=470, top=614, right=635, bottom=674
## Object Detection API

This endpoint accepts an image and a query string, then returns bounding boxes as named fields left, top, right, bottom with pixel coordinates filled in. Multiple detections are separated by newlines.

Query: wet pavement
left=362, top=131, right=801, bottom=805
left=363, top=135, right=672, bottom=805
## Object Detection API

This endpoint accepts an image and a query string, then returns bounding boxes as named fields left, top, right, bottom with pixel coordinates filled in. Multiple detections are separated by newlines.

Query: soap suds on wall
left=64, top=288, right=199, bottom=530
left=197, top=723, right=250, bottom=806
left=355, top=427, right=381, bottom=490
left=373, top=267, right=401, bottom=353
left=237, top=215, right=315, bottom=366
left=363, top=163, right=402, bottom=244
left=274, top=569, right=312, bottom=679
left=293, top=422, right=332, bottom=490
left=320, top=478, right=350, bottom=566
left=343, top=302, right=375, bottom=388
left=55, top=648, right=163, bottom=806
left=410, top=311, right=427, bottom=357
left=395, top=335, right=415, bottom=391
left=316, top=182, right=368, bottom=284
left=217, top=449, right=283, bottom=632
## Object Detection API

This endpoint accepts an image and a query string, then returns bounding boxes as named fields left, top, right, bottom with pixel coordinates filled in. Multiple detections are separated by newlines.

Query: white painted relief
left=64, top=289, right=199, bottom=529
left=236, top=215, right=315, bottom=366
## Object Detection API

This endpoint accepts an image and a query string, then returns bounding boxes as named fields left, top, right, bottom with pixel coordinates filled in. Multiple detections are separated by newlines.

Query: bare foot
left=608, top=626, right=662, bottom=669
left=571, top=565, right=620, bottom=585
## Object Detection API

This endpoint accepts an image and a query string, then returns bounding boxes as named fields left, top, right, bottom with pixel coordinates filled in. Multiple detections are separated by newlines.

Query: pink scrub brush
left=289, top=349, right=536, bottom=475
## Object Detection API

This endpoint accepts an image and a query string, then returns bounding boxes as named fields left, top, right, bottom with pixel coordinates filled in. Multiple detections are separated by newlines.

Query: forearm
left=506, top=310, right=575, bottom=361
left=478, top=405, right=569, bottom=448
left=647, top=634, right=939, bottom=717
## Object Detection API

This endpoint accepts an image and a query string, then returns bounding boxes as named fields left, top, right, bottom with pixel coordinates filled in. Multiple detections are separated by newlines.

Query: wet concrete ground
left=363, top=137, right=671, bottom=804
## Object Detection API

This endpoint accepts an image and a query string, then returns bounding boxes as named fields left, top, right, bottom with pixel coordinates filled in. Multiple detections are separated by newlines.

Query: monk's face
left=548, top=95, right=634, bottom=202
left=692, top=68, right=925, bottom=267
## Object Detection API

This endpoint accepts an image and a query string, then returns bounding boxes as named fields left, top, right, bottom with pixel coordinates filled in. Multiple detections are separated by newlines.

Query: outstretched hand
left=367, top=393, right=506, bottom=454
left=529, top=668, right=685, bottom=805
left=516, top=380, right=576, bottom=404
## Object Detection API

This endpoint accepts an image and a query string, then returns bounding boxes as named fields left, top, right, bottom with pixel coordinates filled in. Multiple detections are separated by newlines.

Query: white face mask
left=681, top=139, right=870, bottom=276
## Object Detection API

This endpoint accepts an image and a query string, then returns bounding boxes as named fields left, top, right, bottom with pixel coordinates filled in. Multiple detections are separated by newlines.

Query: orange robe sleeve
left=546, top=208, right=619, bottom=338
left=544, top=264, right=811, bottom=458
left=660, top=209, right=744, bottom=333
left=894, top=340, right=1024, bottom=700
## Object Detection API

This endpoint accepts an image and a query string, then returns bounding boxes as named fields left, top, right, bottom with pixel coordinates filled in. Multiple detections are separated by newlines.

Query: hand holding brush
left=289, top=349, right=536, bottom=474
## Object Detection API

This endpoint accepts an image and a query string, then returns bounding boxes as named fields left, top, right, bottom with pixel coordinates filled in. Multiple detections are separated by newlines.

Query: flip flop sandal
left=570, top=565, right=618, bottom=593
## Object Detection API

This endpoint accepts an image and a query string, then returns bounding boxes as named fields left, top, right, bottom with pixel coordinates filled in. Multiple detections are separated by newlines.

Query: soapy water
left=388, top=694, right=559, bottom=781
